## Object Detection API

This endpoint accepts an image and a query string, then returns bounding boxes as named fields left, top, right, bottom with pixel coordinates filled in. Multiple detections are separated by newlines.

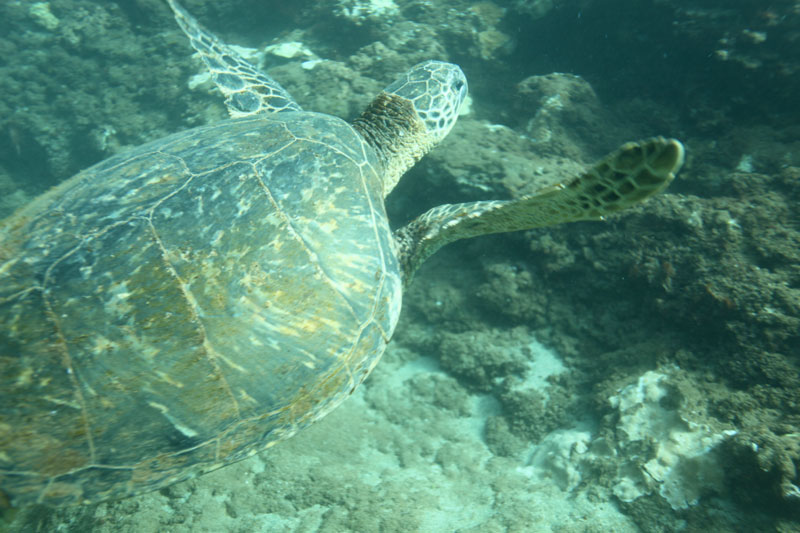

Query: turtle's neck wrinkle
left=352, top=92, right=433, bottom=197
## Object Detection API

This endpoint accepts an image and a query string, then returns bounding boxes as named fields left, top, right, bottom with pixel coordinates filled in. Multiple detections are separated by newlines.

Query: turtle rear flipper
left=166, top=0, right=301, bottom=116
left=394, top=137, right=685, bottom=284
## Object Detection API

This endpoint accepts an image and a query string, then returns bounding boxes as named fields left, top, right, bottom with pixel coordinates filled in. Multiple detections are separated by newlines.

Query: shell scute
left=0, top=113, right=402, bottom=505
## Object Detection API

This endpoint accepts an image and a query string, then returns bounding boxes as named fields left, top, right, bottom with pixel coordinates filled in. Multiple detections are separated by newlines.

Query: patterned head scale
left=383, top=60, right=468, bottom=143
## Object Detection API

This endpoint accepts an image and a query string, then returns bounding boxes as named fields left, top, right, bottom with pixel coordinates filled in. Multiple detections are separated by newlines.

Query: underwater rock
left=438, top=329, right=529, bottom=392
left=528, top=428, right=592, bottom=491
left=512, top=0, right=555, bottom=20
left=722, top=429, right=800, bottom=507
left=476, top=263, right=548, bottom=322
left=607, top=369, right=736, bottom=510
left=264, top=41, right=316, bottom=60
left=337, top=0, right=399, bottom=23
left=468, top=2, right=514, bottom=59
left=29, top=2, right=60, bottom=30
left=514, top=72, right=623, bottom=161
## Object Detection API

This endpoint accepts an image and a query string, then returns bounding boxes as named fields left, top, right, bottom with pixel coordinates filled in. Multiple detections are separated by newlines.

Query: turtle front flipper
left=166, top=0, right=302, bottom=116
left=394, top=137, right=685, bottom=284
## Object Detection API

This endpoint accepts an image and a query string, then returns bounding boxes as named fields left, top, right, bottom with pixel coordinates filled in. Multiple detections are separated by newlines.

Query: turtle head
left=353, top=60, right=468, bottom=196
left=383, top=60, right=468, bottom=144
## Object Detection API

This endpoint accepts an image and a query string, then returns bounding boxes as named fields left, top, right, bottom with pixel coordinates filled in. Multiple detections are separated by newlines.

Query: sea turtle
left=0, top=0, right=684, bottom=507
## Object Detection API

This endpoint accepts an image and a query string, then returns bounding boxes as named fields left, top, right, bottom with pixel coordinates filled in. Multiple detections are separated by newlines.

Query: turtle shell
left=0, top=112, right=402, bottom=506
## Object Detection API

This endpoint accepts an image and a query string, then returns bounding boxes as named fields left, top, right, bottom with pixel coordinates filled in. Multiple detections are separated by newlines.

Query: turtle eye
left=454, top=80, right=465, bottom=91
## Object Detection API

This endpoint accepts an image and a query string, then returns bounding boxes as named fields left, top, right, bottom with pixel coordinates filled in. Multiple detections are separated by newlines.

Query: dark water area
left=1, top=1, right=799, bottom=531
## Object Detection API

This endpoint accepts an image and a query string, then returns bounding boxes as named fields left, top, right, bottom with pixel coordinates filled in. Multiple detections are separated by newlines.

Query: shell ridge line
left=41, top=215, right=148, bottom=290
left=250, top=136, right=301, bottom=165
left=32, top=215, right=148, bottom=473
left=144, top=116, right=264, bottom=156
left=145, top=217, right=242, bottom=420
left=39, top=270, right=97, bottom=469
left=36, top=477, right=56, bottom=505
left=145, top=160, right=243, bottom=419
left=15, top=214, right=159, bottom=490
left=250, top=155, right=365, bottom=326
left=0, top=285, right=40, bottom=305
left=270, top=135, right=390, bottom=399
left=8, top=432, right=222, bottom=493
left=252, top=155, right=371, bottom=404
left=294, top=135, right=391, bottom=339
